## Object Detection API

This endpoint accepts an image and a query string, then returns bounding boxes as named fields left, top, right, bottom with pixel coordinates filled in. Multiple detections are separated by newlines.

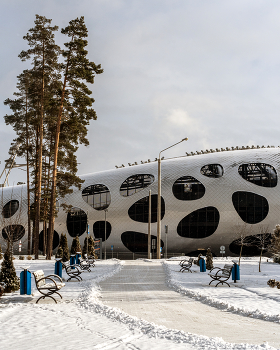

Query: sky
left=1, top=0, right=280, bottom=186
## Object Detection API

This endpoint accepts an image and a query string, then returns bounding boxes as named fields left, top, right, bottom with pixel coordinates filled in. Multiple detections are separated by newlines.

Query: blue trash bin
left=20, top=269, right=31, bottom=295
left=54, top=259, right=62, bottom=277
left=232, top=262, right=240, bottom=282
left=199, top=258, right=206, bottom=272
left=70, top=255, right=76, bottom=269
left=76, top=252, right=81, bottom=265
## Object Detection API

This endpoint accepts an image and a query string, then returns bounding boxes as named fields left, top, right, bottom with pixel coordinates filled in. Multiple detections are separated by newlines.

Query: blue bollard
left=232, top=262, right=240, bottom=282
left=54, top=259, right=62, bottom=278
left=20, top=269, right=31, bottom=295
left=70, top=255, right=76, bottom=269
left=199, top=258, right=206, bottom=272
left=76, top=252, right=81, bottom=265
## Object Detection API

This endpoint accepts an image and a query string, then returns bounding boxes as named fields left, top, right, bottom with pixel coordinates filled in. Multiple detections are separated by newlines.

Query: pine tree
left=70, top=235, right=82, bottom=255
left=47, top=16, right=103, bottom=259
left=0, top=244, right=2, bottom=260
left=206, top=248, right=213, bottom=270
left=0, top=247, right=20, bottom=293
left=56, top=245, right=63, bottom=259
left=60, top=233, right=70, bottom=262
left=270, top=224, right=280, bottom=263
left=88, top=236, right=95, bottom=257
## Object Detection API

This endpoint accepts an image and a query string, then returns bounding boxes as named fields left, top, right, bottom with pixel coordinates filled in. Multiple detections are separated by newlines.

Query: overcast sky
left=1, top=0, right=280, bottom=186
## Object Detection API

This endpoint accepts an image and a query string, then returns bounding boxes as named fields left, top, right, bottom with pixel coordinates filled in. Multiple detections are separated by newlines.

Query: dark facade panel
left=229, top=233, right=271, bottom=256
left=177, top=207, right=220, bottom=238
left=39, top=230, right=59, bottom=252
left=2, top=200, right=19, bottom=218
left=121, top=231, right=164, bottom=253
left=238, top=163, right=277, bottom=187
left=232, top=191, right=269, bottom=224
left=200, top=164, right=224, bottom=178
left=82, top=184, right=111, bottom=210
left=128, top=194, right=165, bottom=223
left=120, top=174, right=154, bottom=197
left=66, top=207, right=87, bottom=237
left=93, top=221, right=112, bottom=241
left=2, top=225, right=25, bottom=242
left=172, top=176, right=205, bottom=201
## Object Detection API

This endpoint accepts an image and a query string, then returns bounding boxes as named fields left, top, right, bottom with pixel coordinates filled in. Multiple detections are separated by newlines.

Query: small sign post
left=165, top=225, right=168, bottom=259
left=111, top=245, right=114, bottom=258
left=220, top=245, right=226, bottom=257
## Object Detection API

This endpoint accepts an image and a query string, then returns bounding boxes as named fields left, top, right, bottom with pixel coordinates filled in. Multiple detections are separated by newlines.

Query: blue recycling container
left=199, top=258, right=206, bottom=272
left=76, top=253, right=81, bottom=264
left=70, top=255, right=76, bottom=269
left=54, top=260, right=62, bottom=277
left=232, top=263, right=240, bottom=282
left=20, top=269, right=31, bottom=295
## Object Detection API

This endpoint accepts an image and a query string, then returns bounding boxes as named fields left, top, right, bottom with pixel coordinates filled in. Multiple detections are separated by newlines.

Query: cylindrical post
left=55, top=259, right=62, bottom=277
left=104, top=209, right=107, bottom=260
left=20, top=269, right=31, bottom=295
left=70, top=254, right=76, bottom=268
left=148, top=190, right=151, bottom=259
left=157, top=157, right=161, bottom=259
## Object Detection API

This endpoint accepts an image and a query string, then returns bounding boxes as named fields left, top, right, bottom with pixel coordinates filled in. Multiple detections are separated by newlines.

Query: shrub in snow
left=19, top=256, right=24, bottom=260
left=0, top=282, right=4, bottom=297
left=71, top=235, right=82, bottom=255
left=267, top=279, right=280, bottom=288
left=270, top=224, right=280, bottom=263
left=0, top=244, right=2, bottom=259
left=0, top=247, right=20, bottom=293
left=206, top=248, right=213, bottom=270
left=56, top=234, right=69, bottom=262
left=88, top=236, right=96, bottom=257
left=56, top=246, right=63, bottom=259
left=27, top=255, right=33, bottom=260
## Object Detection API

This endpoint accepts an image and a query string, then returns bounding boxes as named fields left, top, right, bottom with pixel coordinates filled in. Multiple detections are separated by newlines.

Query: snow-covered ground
left=164, top=257, right=280, bottom=323
left=0, top=257, right=279, bottom=350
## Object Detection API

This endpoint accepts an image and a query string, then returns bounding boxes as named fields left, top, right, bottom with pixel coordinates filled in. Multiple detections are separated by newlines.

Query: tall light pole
left=157, top=138, right=188, bottom=259
left=104, top=209, right=108, bottom=260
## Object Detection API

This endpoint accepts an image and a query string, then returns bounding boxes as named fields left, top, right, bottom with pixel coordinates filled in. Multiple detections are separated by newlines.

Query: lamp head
left=182, top=137, right=188, bottom=141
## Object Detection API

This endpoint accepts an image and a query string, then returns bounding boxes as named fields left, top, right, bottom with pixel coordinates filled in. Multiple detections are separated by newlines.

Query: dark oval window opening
left=185, top=249, right=217, bottom=257
left=39, top=229, right=59, bottom=252
left=172, top=176, right=205, bottom=201
left=177, top=207, right=220, bottom=238
left=128, top=194, right=165, bottom=223
left=82, top=184, right=111, bottom=210
left=93, top=221, right=112, bottom=241
left=238, top=163, right=277, bottom=187
left=2, top=200, right=19, bottom=218
left=2, top=225, right=25, bottom=242
left=121, top=231, right=164, bottom=253
left=200, top=164, right=224, bottom=178
left=232, top=192, right=269, bottom=224
left=66, top=207, right=87, bottom=237
left=229, top=233, right=272, bottom=256
left=120, top=174, right=154, bottom=197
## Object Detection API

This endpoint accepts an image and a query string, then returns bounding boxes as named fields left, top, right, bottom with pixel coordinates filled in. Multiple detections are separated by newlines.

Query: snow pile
left=163, top=258, right=280, bottom=323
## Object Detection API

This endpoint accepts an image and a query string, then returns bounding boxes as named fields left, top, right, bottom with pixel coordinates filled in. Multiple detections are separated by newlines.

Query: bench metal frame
left=33, top=270, right=65, bottom=304
left=208, top=264, right=233, bottom=287
left=179, top=258, right=194, bottom=273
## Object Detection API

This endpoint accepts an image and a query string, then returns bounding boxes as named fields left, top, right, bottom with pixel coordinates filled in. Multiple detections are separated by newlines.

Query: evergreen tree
left=88, top=236, right=95, bottom=257
left=270, top=224, right=280, bottom=263
left=0, top=244, right=2, bottom=259
left=47, top=16, right=103, bottom=259
left=0, top=247, right=20, bottom=293
left=206, top=248, right=213, bottom=270
left=56, top=245, right=63, bottom=259
left=60, top=233, right=70, bottom=262
left=70, top=235, right=82, bottom=255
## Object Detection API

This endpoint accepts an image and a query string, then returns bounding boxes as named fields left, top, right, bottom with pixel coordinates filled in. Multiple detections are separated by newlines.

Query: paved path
left=99, top=260, right=280, bottom=349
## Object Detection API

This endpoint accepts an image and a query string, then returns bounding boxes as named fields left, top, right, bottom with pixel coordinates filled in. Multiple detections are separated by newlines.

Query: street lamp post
left=157, top=138, right=188, bottom=259
left=104, top=209, right=108, bottom=260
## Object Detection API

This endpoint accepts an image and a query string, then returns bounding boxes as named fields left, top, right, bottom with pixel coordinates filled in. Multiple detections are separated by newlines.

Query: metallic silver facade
left=1, top=147, right=280, bottom=256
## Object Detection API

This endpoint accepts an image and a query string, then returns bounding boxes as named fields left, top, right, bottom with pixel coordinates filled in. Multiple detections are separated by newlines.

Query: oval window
left=200, top=164, right=224, bottom=178
left=66, top=207, right=87, bottom=237
left=39, top=230, right=59, bottom=251
left=229, top=233, right=271, bottom=256
left=120, top=174, right=154, bottom=197
left=177, top=207, right=220, bottom=238
left=121, top=231, right=164, bottom=253
left=2, top=225, right=25, bottom=242
left=82, top=184, right=111, bottom=210
left=172, top=176, right=205, bottom=201
left=93, top=221, right=112, bottom=241
left=238, top=163, right=277, bottom=187
left=232, top=191, right=269, bottom=224
left=128, top=194, right=165, bottom=223
left=2, top=200, right=19, bottom=218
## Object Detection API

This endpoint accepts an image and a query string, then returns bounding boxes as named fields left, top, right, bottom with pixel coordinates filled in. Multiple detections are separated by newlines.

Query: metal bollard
left=20, top=269, right=31, bottom=295
left=54, top=259, right=62, bottom=277
left=199, top=258, right=206, bottom=272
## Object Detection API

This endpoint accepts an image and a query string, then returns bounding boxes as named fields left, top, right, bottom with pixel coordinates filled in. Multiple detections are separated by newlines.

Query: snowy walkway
left=99, top=260, right=280, bottom=349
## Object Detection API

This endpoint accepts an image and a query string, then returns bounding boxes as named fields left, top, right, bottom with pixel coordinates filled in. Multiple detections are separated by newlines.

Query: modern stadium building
left=0, top=146, right=279, bottom=258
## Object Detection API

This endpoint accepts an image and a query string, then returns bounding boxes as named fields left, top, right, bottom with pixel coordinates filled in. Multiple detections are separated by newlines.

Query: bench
left=84, top=254, right=95, bottom=268
left=179, top=258, right=194, bottom=273
left=77, top=257, right=92, bottom=272
left=208, top=264, right=233, bottom=287
left=61, top=261, right=83, bottom=282
left=33, top=270, right=65, bottom=304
